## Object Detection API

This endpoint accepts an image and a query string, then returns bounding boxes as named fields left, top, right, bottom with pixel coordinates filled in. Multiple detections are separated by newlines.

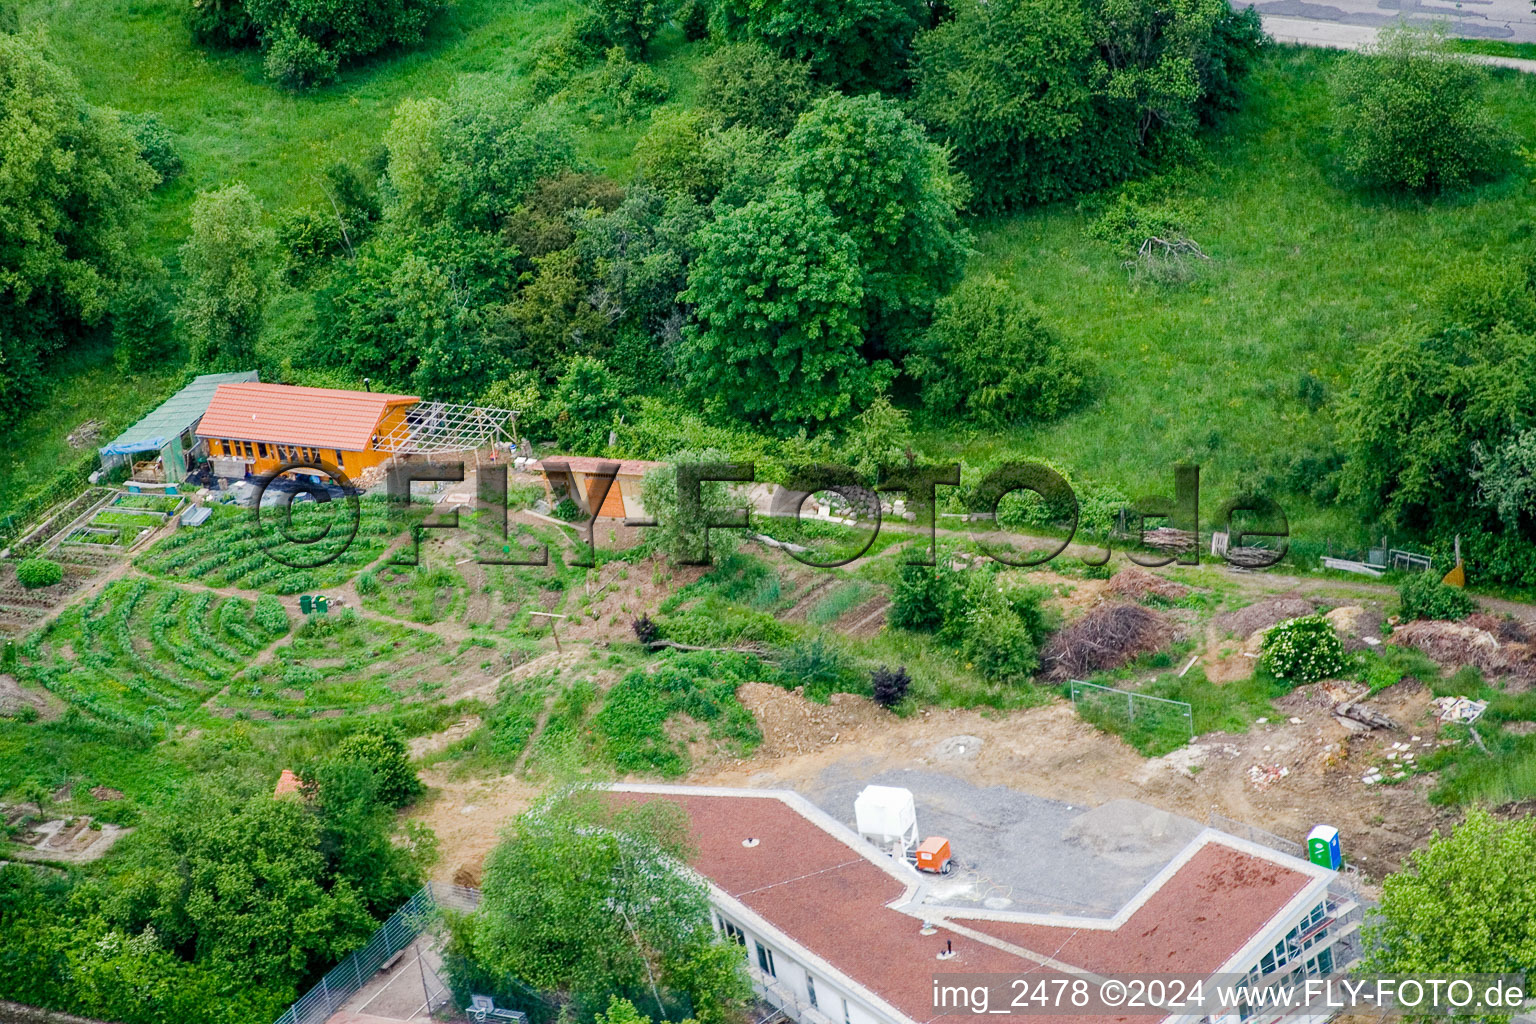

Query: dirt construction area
left=404, top=540, right=1485, bottom=891
left=416, top=674, right=1455, bottom=889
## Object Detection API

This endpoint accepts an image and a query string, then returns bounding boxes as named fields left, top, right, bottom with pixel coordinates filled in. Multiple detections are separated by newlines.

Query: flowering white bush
left=1260, top=614, right=1348, bottom=683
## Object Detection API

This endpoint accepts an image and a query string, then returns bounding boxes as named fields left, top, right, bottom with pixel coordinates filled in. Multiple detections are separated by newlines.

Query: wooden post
left=529, top=611, right=568, bottom=652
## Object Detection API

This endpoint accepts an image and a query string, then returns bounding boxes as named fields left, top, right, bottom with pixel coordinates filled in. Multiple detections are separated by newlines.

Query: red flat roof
left=965, top=844, right=1314, bottom=976
left=197, top=382, right=418, bottom=452
left=610, top=789, right=1315, bottom=1024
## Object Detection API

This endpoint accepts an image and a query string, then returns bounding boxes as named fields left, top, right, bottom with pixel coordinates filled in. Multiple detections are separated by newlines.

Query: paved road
left=1239, top=0, right=1536, bottom=42
left=1261, top=13, right=1536, bottom=66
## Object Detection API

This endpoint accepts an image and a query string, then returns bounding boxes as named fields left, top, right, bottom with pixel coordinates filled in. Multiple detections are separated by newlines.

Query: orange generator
left=914, top=835, right=954, bottom=874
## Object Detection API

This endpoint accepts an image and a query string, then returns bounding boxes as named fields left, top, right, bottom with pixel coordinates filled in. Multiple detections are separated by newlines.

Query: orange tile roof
left=197, top=383, right=418, bottom=452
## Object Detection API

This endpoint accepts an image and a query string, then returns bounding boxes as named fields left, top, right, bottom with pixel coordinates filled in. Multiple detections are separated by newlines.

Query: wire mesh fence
left=272, top=882, right=482, bottom=1024
left=1068, top=680, right=1193, bottom=744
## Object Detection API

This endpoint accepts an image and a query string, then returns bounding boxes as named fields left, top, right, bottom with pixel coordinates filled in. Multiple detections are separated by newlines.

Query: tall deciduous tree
left=680, top=187, right=888, bottom=426
left=383, top=90, right=578, bottom=232
left=714, top=0, right=928, bottom=92
left=177, top=183, right=272, bottom=371
left=777, top=93, right=969, bottom=354
left=1365, top=809, right=1536, bottom=982
left=0, top=33, right=154, bottom=412
left=452, top=792, right=749, bottom=1021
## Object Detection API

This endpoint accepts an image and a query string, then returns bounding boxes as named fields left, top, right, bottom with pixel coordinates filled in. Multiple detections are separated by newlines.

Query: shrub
left=1332, top=27, right=1513, bottom=194
left=778, top=635, right=860, bottom=699
left=1398, top=574, right=1476, bottom=622
left=119, top=112, right=183, bottom=185
left=871, top=665, right=910, bottom=708
left=195, top=0, right=447, bottom=86
left=277, top=206, right=346, bottom=281
left=332, top=728, right=422, bottom=807
left=112, top=275, right=176, bottom=372
left=16, top=558, right=63, bottom=589
left=263, top=27, right=339, bottom=89
left=354, top=572, right=379, bottom=596
left=956, top=580, right=1045, bottom=685
left=913, top=0, right=1263, bottom=210
left=0, top=35, right=156, bottom=416
left=1260, top=615, right=1348, bottom=684
left=681, top=187, right=886, bottom=426
left=888, top=562, right=963, bottom=632
left=589, top=0, right=663, bottom=56
left=714, top=0, right=927, bottom=92
left=188, top=0, right=257, bottom=46
left=254, top=594, right=290, bottom=634
left=632, top=614, right=659, bottom=644
left=552, top=496, right=583, bottom=522
left=698, top=41, right=817, bottom=135
left=909, top=275, right=1087, bottom=426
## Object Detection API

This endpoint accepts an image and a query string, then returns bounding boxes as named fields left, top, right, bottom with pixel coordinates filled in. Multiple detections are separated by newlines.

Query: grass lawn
left=15, top=0, right=703, bottom=253
left=919, top=47, right=1536, bottom=549
left=0, top=344, right=184, bottom=523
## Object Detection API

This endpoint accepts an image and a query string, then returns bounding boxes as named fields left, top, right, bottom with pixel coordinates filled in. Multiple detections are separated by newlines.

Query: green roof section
left=100, top=371, right=259, bottom=457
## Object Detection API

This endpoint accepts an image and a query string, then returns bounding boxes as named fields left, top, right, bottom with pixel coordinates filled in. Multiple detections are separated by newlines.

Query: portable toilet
left=854, top=785, right=919, bottom=849
left=1307, top=825, right=1342, bottom=869
left=299, top=595, right=313, bottom=615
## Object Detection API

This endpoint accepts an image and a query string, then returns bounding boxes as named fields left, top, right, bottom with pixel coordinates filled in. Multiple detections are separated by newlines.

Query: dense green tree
left=330, top=727, right=421, bottom=807
left=321, top=223, right=518, bottom=397
left=89, top=783, right=375, bottom=991
left=503, top=172, right=627, bottom=264
left=451, top=792, right=748, bottom=1019
left=119, top=112, right=183, bottom=186
left=112, top=272, right=176, bottom=372
left=912, top=0, right=1100, bottom=208
left=714, top=0, right=928, bottom=92
left=0, top=33, right=154, bottom=413
left=438, top=91, right=579, bottom=231
left=908, top=275, right=1087, bottom=425
left=177, top=183, right=272, bottom=371
left=638, top=451, right=744, bottom=564
left=633, top=109, right=780, bottom=205
left=1332, top=27, right=1512, bottom=194
left=913, top=0, right=1264, bottom=209
left=681, top=188, right=888, bottom=426
left=384, top=91, right=577, bottom=231
left=302, top=758, right=431, bottom=917
left=573, top=186, right=705, bottom=336
left=1340, top=323, right=1536, bottom=536
left=1365, top=809, right=1536, bottom=980
left=508, top=245, right=615, bottom=373
left=778, top=94, right=969, bottom=352
left=1473, top=428, right=1536, bottom=532
left=590, top=0, right=664, bottom=56
left=547, top=356, right=629, bottom=453
left=190, top=0, right=447, bottom=86
left=697, top=40, right=818, bottom=135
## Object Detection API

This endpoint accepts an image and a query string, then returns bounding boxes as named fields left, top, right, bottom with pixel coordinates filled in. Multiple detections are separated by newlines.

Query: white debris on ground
left=1248, top=763, right=1290, bottom=790
left=1431, top=696, right=1488, bottom=724
left=1361, top=738, right=1438, bottom=786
